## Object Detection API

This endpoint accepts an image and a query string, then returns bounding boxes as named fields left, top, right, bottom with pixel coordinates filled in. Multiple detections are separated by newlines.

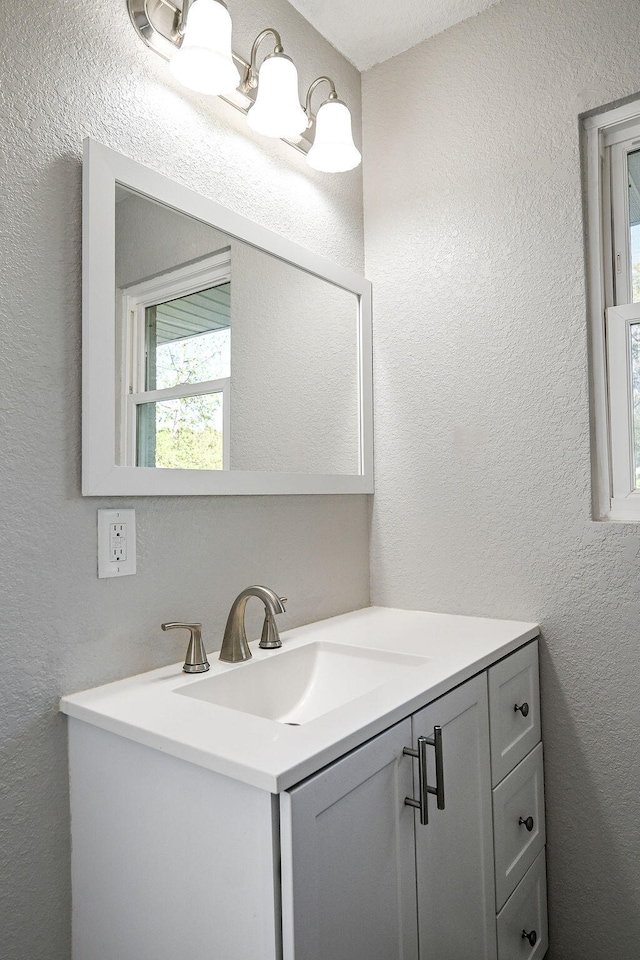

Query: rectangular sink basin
left=177, top=640, right=430, bottom=725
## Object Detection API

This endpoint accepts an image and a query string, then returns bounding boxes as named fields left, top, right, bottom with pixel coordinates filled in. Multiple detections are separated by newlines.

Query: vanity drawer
left=489, top=641, right=540, bottom=785
left=496, top=849, right=548, bottom=960
left=493, top=743, right=545, bottom=909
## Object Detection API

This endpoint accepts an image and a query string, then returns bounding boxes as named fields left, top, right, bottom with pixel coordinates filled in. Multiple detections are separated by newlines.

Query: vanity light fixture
left=169, top=0, right=239, bottom=95
left=305, top=77, right=361, bottom=173
left=126, top=0, right=361, bottom=172
left=244, top=31, right=308, bottom=140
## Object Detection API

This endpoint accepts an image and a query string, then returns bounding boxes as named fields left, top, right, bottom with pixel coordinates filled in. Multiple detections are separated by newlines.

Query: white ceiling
left=286, top=0, right=501, bottom=71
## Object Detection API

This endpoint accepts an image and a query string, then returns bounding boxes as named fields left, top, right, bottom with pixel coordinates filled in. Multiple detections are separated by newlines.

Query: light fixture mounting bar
left=127, top=0, right=312, bottom=155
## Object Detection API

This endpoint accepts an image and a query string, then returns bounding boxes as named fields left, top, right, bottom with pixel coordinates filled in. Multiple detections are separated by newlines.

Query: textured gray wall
left=0, top=2, right=367, bottom=958
left=363, top=0, right=640, bottom=957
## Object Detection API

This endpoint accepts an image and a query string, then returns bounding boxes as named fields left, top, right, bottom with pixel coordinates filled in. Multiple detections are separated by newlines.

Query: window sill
left=603, top=494, right=640, bottom=522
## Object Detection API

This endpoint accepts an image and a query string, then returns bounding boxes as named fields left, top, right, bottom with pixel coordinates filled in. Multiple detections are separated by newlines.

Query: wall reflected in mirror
left=114, top=185, right=360, bottom=475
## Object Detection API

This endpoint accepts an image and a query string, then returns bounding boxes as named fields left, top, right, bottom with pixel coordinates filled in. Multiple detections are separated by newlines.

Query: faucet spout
left=219, top=585, right=286, bottom=663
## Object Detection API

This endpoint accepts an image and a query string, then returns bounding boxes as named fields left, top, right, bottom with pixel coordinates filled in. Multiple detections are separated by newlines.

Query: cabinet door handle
left=522, top=929, right=537, bottom=947
left=519, top=816, right=535, bottom=832
left=403, top=726, right=445, bottom=826
left=430, top=725, right=445, bottom=811
left=514, top=701, right=530, bottom=717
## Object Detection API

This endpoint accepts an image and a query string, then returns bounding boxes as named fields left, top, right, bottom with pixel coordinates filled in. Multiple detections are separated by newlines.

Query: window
left=584, top=102, right=640, bottom=520
left=118, top=252, right=231, bottom=471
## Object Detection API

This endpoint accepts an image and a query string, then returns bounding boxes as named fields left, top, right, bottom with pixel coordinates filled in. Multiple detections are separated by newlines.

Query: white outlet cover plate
left=97, top=509, right=137, bottom=578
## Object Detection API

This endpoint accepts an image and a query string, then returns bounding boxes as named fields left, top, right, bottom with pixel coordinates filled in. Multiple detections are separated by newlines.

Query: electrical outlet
left=98, top=509, right=136, bottom=578
left=110, top=523, right=127, bottom=562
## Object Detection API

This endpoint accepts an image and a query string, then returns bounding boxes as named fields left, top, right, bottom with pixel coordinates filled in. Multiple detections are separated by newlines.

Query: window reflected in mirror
left=122, top=255, right=231, bottom=470
left=114, top=182, right=360, bottom=477
left=137, top=283, right=231, bottom=469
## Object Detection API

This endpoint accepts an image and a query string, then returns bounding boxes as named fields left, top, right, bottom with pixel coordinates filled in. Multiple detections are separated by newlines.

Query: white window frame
left=118, top=252, right=231, bottom=470
left=584, top=100, right=640, bottom=520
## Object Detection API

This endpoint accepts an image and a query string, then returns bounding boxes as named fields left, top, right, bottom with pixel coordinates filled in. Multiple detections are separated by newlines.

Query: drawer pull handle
left=404, top=726, right=445, bottom=826
left=519, top=816, right=535, bottom=832
left=522, top=929, right=537, bottom=947
left=514, top=701, right=530, bottom=717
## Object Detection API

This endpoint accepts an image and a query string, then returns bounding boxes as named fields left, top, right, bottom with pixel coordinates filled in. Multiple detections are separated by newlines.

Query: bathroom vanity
left=61, top=607, right=547, bottom=960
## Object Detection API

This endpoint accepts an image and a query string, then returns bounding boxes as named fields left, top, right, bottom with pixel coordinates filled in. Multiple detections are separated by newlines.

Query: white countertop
left=60, top=606, right=539, bottom=792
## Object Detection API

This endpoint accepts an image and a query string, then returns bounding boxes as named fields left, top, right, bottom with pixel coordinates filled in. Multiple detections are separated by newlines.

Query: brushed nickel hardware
left=514, top=701, right=530, bottom=717
left=241, top=28, right=283, bottom=92
left=161, top=622, right=210, bottom=673
left=259, top=597, right=287, bottom=649
left=522, top=929, right=537, bottom=947
left=305, top=76, right=338, bottom=116
left=404, top=726, right=445, bottom=825
left=219, top=586, right=286, bottom=662
left=404, top=737, right=429, bottom=824
left=519, top=816, right=535, bottom=832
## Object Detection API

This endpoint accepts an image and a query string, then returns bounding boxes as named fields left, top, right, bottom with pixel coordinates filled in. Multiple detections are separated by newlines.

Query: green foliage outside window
left=155, top=425, right=223, bottom=470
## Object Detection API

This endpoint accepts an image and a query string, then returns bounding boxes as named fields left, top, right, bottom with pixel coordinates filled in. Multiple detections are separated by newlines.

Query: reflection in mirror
left=114, top=185, right=359, bottom=475
left=82, top=138, right=372, bottom=495
left=136, top=281, right=230, bottom=469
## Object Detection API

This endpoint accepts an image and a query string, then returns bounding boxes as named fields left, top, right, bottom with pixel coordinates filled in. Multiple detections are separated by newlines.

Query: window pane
left=628, top=151, right=640, bottom=302
left=631, top=323, right=640, bottom=488
left=145, top=282, right=231, bottom=390
left=137, top=392, right=224, bottom=470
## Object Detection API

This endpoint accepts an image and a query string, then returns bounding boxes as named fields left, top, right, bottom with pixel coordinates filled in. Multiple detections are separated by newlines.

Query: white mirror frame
left=82, top=138, right=373, bottom=495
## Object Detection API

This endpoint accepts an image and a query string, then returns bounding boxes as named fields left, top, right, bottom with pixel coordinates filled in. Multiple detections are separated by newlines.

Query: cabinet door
left=280, top=718, right=418, bottom=960
left=413, top=675, right=497, bottom=960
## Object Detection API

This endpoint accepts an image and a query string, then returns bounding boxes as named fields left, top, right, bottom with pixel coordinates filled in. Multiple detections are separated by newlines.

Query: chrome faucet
left=219, top=586, right=286, bottom=663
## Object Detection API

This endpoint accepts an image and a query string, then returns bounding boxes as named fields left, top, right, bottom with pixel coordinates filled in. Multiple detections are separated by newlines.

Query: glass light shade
left=306, top=99, right=361, bottom=173
left=247, top=55, right=308, bottom=139
left=170, top=0, right=240, bottom=96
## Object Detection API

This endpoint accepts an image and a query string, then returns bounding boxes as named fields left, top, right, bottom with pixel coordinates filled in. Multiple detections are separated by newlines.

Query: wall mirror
left=82, top=139, right=373, bottom=495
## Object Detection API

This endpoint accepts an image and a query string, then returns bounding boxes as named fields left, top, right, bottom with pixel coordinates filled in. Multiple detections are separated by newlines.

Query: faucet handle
left=161, top=622, right=210, bottom=674
left=258, top=598, right=287, bottom=650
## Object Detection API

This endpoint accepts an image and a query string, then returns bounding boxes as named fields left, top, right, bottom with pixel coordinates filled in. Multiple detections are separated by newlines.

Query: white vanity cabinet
left=281, top=643, right=547, bottom=960
left=63, top=610, right=546, bottom=960
left=280, top=668, right=524, bottom=960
